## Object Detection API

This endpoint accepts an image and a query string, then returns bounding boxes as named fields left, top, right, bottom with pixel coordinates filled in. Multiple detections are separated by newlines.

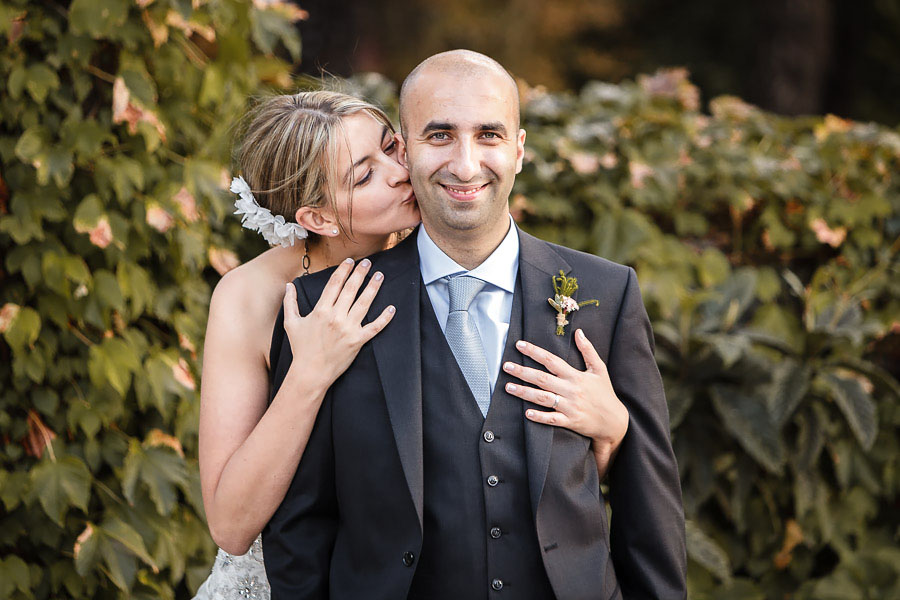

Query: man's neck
left=421, top=214, right=512, bottom=271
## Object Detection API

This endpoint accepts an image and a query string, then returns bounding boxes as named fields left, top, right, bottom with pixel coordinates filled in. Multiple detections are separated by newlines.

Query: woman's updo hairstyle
left=235, top=91, right=395, bottom=241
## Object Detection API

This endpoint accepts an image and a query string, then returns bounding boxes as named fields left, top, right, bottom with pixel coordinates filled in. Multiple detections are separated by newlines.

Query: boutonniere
left=548, top=270, right=599, bottom=335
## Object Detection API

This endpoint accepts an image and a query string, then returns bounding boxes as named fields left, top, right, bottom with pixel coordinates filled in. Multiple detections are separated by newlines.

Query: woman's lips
left=441, top=183, right=488, bottom=202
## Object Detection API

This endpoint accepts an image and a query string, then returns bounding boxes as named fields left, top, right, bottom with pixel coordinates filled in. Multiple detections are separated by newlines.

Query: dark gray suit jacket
left=263, top=226, right=687, bottom=599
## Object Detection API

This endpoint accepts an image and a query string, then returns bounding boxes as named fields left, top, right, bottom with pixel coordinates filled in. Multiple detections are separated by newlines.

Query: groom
left=264, top=50, right=686, bottom=599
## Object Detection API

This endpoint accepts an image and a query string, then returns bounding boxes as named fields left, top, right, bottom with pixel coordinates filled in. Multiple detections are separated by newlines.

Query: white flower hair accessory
left=230, top=176, right=308, bottom=247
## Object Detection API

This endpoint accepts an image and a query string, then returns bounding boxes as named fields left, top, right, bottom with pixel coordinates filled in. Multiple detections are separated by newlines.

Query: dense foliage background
left=296, top=0, right=900, bottom=126
left=1, top=0, right=294, bottom=597
left=2, top=1, right=898, bottom=599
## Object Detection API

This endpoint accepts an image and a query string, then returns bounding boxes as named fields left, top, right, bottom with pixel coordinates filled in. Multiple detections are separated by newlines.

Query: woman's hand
left=502, top=328, right=629, bottom=478
left=283, top=257, right=395, bottom=388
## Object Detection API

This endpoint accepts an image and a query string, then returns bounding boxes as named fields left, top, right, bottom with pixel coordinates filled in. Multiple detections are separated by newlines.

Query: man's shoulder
left=519, top=229, right=633, bottom=290
left=294, top=231, right=419, bottom=304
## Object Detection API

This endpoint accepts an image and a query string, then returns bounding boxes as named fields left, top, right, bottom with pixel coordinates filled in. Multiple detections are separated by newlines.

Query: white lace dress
left=193, top=535, right=271, bottom=600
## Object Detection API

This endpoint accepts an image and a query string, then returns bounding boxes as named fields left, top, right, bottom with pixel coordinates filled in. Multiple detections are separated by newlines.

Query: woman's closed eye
left=355, top=167, right=374, bottom=187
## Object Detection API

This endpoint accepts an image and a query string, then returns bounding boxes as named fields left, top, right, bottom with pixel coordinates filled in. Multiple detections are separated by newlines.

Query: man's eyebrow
left=420, top=121, right=508, bottom=136
left=479, top=122, right=507, bottom=136
left=421, top=121, right=455, bottom=135
left=343, top=127, right=390, bottom=183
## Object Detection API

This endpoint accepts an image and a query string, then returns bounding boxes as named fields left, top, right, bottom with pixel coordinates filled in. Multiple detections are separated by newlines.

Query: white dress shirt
left=417, top=217, right=520, bottom=392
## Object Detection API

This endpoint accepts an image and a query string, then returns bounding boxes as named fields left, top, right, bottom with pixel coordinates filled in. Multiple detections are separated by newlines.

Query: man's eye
left=430, top=132, right=449, bottom=141
left=355, top=168, right=373, bottom=187
left=482, top=132, right=500, bottom=139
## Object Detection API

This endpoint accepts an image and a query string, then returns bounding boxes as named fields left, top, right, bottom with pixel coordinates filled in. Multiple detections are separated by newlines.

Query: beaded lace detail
left=192, top=535, right=270, bottom=600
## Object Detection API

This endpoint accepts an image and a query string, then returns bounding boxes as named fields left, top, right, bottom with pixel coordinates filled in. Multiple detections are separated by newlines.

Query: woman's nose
left=385, top=155, right=409, bottom=186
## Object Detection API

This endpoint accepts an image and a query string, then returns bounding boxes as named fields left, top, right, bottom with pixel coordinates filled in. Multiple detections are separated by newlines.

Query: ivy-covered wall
left=510, top=71, right=900, bottom=599
left=1, top=0, right=295, bottom=597
left=2, top=2, right=899, bottom=599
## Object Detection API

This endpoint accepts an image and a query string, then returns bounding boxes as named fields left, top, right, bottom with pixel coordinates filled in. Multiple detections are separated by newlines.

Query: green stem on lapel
left=550, top=270, right=599, bottom=335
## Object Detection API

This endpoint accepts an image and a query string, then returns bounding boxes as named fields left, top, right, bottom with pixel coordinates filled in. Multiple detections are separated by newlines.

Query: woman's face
left=330, top=112, right=420, bottom=244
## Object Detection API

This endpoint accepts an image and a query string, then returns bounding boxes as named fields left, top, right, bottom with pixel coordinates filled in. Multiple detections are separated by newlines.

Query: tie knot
left=447, top=275, right=486, bottom=312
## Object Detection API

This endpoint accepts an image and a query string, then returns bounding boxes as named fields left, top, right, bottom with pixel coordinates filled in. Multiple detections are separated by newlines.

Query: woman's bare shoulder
left=208, top=248, right=297, bottom=340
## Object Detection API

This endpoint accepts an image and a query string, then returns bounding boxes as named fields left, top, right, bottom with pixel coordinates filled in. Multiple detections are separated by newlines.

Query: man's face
left=400, top=71, right=525, bottom=240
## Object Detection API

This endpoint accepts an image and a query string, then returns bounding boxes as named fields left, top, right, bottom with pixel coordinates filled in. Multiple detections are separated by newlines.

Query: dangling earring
left=302, top=244, right=311, bottom=276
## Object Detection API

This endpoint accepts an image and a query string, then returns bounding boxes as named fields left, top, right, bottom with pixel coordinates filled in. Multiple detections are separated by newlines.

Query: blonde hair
left=235, top=91, right=395, bottom=241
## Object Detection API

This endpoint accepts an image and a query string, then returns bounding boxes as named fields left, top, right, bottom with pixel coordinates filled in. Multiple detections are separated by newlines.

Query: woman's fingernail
left=516, top=340, right=526, bottom=349
left=577, top=329, right=585, bottom=339
left=526, top=410, right=535, bottom=418
left=388, top=305, right=396, bottom=314
left=360, top=258, right=371, bottom=268
left=373, top=271, right=383, bottom=281
left=344, top=257, right=354, bottom=264
left=504, top=362, right=514, bottom=372
left=506, top=383, right=517, bottom=392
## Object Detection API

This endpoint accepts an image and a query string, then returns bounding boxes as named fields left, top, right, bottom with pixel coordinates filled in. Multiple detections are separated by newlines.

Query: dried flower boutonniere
left=548, top=270, right=599, bottom=335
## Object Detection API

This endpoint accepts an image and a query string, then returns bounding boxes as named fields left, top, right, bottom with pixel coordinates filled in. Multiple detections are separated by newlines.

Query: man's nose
left=447, top=138, right=479, bottom=182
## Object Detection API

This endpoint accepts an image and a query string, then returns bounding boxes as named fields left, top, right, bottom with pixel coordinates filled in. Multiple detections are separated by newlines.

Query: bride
left=194, top=90, right=629, bottom=599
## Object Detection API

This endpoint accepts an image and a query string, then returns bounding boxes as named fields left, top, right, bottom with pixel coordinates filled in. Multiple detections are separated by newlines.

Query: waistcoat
left=408, top=277, right=555, bottom=599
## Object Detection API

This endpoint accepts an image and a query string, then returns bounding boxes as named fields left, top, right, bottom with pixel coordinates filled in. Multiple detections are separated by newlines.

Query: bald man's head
left=399, top=50, right=520, bottom=138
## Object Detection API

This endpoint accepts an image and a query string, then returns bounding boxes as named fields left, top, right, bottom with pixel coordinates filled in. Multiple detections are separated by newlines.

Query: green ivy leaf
left=63, top=255, right=92, bottom=285
left=767, top=359, right=811, bottom=427
left=121, top=440, right=188, bottom=516
left=63, top=119, right=114, bottom=164
left=41, top=251, right=67, bottom=295
left=0, top=555, right=31, bottom=598
left=25, top=63, right=61, bottom=103
left=7, top=63, right=26, bottom=99
left=14, top=126, right=46, bottom=162
left=36, top=147, right=75, bottom=188
left=100, top=536, right=138, bottom=591
left=250, top=7, right=301, bottom=60
left=69, top=0, right=129, bottom=39
left=29, top=456, right=92, bottom=525
left=711, top=385, right=785, bottom=474
left=697, top=247, right=730, bottom=288
left=3, top=306, right=41, bottom=351
left=99, top=517, right=158, bottom=573
left=819, top=372, right=878, bottom=450
left=685, top=519, right=731, bottom=582
left=93, top=269, right=125, bottom=312
left=88, top=337, right=140, bottom=397
left=702, top=333, right=750, bottom=368
left=73, top=194, right=105, bottom=231
left=73, top=524, right=100, bottom=576
left=0, top=471, right=30, bottom=512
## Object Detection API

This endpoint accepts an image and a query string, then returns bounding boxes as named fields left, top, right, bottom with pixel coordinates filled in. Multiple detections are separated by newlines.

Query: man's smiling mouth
left=441, top=183, right=489, bottom=201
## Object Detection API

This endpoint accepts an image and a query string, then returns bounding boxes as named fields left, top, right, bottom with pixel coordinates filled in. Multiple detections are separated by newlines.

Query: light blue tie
left=445, top=275, right=492, bottom=417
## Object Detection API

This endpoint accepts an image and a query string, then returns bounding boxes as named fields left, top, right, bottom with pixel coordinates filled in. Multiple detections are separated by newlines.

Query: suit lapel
left=369, top=233, right=424, bottom=531
left=517, top=229, right=573, bottom=515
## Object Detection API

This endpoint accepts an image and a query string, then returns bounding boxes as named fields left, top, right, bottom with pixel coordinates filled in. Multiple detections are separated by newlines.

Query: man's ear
left=515, top=128, right=527, bottom=174
left=295, top=206, right=340, bottom=237
left=395, top=133, right=408, bottom=168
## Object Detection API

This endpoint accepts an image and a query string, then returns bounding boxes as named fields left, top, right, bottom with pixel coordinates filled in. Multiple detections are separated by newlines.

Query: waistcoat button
left=486, top=475, right=499, bottom=487
left=483, top=430, right=495, bottom=442
left=491, top=578, right=504, bottom=591
left=490, top=527, right=502, bottom=539
left=402, top=551, right=415, bottom=567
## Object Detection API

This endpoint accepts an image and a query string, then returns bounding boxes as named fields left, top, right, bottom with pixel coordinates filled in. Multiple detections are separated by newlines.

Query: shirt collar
left=417, top=216, right=519, bottom=293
